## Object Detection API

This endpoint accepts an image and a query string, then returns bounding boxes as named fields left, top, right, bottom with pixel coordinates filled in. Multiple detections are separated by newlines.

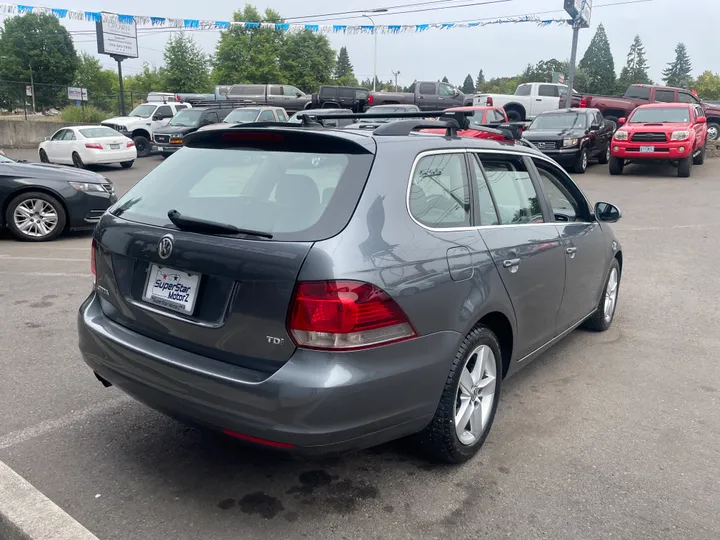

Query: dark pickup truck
left=367, top=81, right=473, bottom=111
left=310, top=86, right=369, bottom=112
left=561, top=84, right=720, bottom=140
left=224, top=84, right=312, bottom=113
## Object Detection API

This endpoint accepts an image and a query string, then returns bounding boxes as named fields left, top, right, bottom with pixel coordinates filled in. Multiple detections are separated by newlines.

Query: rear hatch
left=94, top=128, right=375, bottom=373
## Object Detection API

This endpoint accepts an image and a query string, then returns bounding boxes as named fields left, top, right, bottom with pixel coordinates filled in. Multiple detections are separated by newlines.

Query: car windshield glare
left=169, top=110, right=203, bottom=126
left=530, top=113, right=586, bottom=130
left=629, top=107, right=690, bottom=124
left=223, top=109, right=260, bottom=123
left=128, top=104, right=155, bottom=118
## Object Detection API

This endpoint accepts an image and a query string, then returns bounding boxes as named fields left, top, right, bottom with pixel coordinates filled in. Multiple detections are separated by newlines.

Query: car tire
left=598, top=143, right=610, bottom=165
left=573, top=148, right=588, bottom=174
left=506, top=109, right=522, bottom=122
left=416, top=325, right=502, bottom=464
left=582, top=258, right=620, bottom=332
left=609, top=156, right=624, bottom=175
left=120, top=160, right=134, bottom=169
left=133, top=135, right=151, bottom=158
left=678, top=155, right=692, bottom=177
left=706, top=122, right=720, bottom=142
left=5, top=191, right=66, bottom=242
left=39, top=149, right=49, bottom=163
left=72, top=152, right=85, bottom=169
left=604, top=116, right=619, bottom=131
left=693, top=143, right=706, bottom=165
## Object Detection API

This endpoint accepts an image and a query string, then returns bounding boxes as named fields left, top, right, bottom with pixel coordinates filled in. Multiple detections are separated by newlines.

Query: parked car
left=225, top=84, right=311, bottom=113
left=561, top=84, right=720, bottom=140
left=522, top=108, right=614, bottom=174
left=346, top=104, right=422, bottom=130
left=102, top=102, right=191, bottom=158
left=39, top=126, right=137, bottom=169
left=152, top=105, right=237, bottom=155
left=310, top=86, right=369, bottom=112
left=474, top=82, right=575, bottom=122
left=78, top=112, right=623, bottom=464
left=288, top=108, right=355, bottom=127
left=420, top=106, right=514, bottom=141
left=609, top=102, right=707, bottom=177
left=197, top=106, right=289, bottom=132
left=367, top=81, right=473, bottom=111
left=0, top=152, right=115, bottom=241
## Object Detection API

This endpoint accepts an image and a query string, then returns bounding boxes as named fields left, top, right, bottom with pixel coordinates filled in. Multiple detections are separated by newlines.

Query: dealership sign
left=564, top=0, right=592, bottom=28
left=67, top=87, right=88, bottom=101
left=96, top=16, right=138, bottom=59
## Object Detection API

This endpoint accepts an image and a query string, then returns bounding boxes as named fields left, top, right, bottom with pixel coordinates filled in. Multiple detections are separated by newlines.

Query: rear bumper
left=78, top=293, right=462, bottom=452
left=611, top=140, right=693, bottom=160
left=83, top=148, right=136, bottom=164
left=66, top=191, right=115, bottom=230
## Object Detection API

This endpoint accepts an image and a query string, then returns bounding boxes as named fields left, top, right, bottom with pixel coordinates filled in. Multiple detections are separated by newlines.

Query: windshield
left=128, top=104, right=156, bottom=118
left=169, top=109, right=204, bottom=127
left=110, top=147, right=372, bottom=241
left=223, top=109, right=260, bottom=123
left=288, top=110, right=350, bottom=123
left=361, top=106, right=415, bottom=123
left=629, top=107, right=690, bottom=124
left=530, top=113, right=587, bottom=130
left=79, top=127, right=121, bottom=138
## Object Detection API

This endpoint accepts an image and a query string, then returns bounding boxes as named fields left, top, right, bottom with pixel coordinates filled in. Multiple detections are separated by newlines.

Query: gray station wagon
left=78, top=114, right=623, bottom=463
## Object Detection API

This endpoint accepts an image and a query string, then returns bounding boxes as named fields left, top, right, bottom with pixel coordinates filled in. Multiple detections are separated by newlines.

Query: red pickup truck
left=561, top=84, right=720, bottom=141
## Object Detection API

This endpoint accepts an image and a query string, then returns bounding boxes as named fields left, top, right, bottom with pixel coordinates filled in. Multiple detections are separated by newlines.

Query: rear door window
left=538, top=85, right=558, bottom=97
left=624, top=86, right=650, bottom=99
left=476, top=155, right=544, bottom=225
left=409, top=153, right=471, bottom=228
left=655, top=89, right=675, bottom=103
left=418, top=83, right=436, bottom=95
left=111, top=140, right=374, bottom=241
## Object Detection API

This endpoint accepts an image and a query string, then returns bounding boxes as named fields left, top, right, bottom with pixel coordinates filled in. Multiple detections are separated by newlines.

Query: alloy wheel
left=455, top=344, right=497, bottom=446
left=13, top=199, right=59, bottom=238
left=582, top=151, right=588, bottom=171
left=606, top=145, right=611, bottom=162
left=708, top=126, right=719, bottom=141
left=604, top=267, right=619, bottom=322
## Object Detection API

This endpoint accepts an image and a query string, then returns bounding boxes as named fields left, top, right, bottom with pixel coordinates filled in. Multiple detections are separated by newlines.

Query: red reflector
left=221, top=132, right=285, bottom=142
left=90, top=239, right=97, bottom=280
left=222, top=430, right=295, bottom=449
left=288, top=280, right=416, bottom=350
left=85, top=143, right=103, bottom=150
left=367, top=94, right=374, bottom=105
left=126, top=140, right=135, bottom=147
left=579, top=98, right=588, bottom=108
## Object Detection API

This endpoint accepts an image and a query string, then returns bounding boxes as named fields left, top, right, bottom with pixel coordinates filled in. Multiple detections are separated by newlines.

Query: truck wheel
left=506, top=109, right=522, bottom=122
left=133, top=135, right=151, bottom=158
left=693, top=142, right=706, bottom=165
left=598, top=143, right=610, bottom=165
left=706, top=122, right=720, bottom=142
left=573, top=148, right=588, bottom=174
left=678, top=155, right=692, bottom=177
left=609, top=156, right=624, bottom=175
left=604, top=116, right=619, bottom=131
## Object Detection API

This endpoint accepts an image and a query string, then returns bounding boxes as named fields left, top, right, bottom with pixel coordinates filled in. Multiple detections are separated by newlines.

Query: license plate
left=143, top=265, right=201, bottom=314
left=110, top=144, right=120, bottom=149
left=640, top=146, right=655, bottom=153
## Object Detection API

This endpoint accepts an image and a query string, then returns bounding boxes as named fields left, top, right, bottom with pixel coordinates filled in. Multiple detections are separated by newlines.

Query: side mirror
left=296, top=92, right=302, bottom=98
left=590, top=123, right=600, bottom=131
left=152, top=114, right=162, bottom=121
left=618, top=117, right=626, bottom=125
left=697, top=116, right=707, bottom=124
left=595, top=202, right=622, bottom=223
left=44, top=136, right=50, bottom=141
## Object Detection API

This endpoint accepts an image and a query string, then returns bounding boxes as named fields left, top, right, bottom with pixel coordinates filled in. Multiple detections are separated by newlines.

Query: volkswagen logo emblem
left=157, top=234, right=174, bottom=259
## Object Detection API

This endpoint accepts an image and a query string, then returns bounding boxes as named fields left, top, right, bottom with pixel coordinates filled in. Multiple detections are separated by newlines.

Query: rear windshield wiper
left=167, top=209, right=273, bottom=238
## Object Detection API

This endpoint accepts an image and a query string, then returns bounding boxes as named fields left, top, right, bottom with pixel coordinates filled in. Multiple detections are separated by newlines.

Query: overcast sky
left=54, top=0, right=718, bottom=88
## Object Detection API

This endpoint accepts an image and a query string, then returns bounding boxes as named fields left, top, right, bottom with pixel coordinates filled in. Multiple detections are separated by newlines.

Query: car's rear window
left=79, top=127, right=120, bottom=138
left=111, top=146, right=374, bottom=241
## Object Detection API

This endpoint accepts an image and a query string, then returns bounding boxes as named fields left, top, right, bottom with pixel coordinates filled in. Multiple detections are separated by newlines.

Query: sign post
left=564, top=0, right=592, bottom=101
left=96, top=14, right=138, bottom=116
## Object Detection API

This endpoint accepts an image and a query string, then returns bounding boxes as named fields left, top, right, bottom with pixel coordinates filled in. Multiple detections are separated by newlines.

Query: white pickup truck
left=474, top=82, right=576, bottom=122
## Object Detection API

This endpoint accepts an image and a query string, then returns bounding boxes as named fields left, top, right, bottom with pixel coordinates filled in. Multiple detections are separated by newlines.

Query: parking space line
left=0, top=397, right=130, bottom=451
left=0, top=271, right=92, bottom=277
left=0, top=256, right=87, bottom=262
left=617, top=222, right=720, bottom=232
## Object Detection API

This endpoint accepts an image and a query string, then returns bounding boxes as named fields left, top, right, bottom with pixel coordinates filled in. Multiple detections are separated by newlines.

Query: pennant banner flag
left=0, top=3, right=569, bottom=33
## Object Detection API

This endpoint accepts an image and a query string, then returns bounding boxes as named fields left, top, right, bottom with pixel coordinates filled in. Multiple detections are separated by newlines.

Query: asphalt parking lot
left=1, top=150, right=719, bottom=540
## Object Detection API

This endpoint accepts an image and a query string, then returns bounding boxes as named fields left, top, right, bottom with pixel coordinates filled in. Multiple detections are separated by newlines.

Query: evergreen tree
left=441, top=76, right=449, bottom=83
left=578, top=24, right=616, bottom=95
left=662, top=43, right=693, bottom=88
left=475, top=69, right=485, bottom=91
left=163, top=33, right=210, bottom=93
left=617, top=35, right=652, bottom=92
left=334, top=46, right=357, bottom=86
left=461, top=74, right=475, bottom=94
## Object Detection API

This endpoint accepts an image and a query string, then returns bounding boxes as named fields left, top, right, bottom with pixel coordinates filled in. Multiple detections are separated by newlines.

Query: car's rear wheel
left=5, top=191, right=66, bottom=242
left=706, top=122, right=720, bottom=142
left=72, top=152, right=85, bottom=169
left=678, top=155, right=692, bottom=177
left=609, top=156, right=624, bottom=175
left=120, top=160, right=134, bottom=169
left=693, top=143, right=706, bottom=165
left=416, top=325, right=502, bottom=464
left=582, top=259, right=620, bottom=332
left=506, top=109, right=522, bottom=122
left=573, top=148, right=588, bottom=174
left=39, top=149, right=49, bottom=163
left=133, top=135, right=151, bottom=158
left=598, top=143, right=610, bottom=164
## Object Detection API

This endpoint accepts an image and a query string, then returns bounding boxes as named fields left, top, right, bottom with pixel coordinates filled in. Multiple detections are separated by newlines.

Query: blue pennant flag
left=84, top=11, right=101, bottom=22
left=118, top=14, right=134, bottom=24
left=304, top=24, right=319, bottom=32
left=150, top=17, right=165, bottom=25
left=51, top=8, right=67, bottom=18
left=332, top=25, right=347, bottom=33
left=183, top=19, right=199, bottom=28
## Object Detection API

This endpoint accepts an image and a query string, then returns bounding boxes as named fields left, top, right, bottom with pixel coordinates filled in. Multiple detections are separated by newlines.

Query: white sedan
left=39, top=126, right=137, bottom=169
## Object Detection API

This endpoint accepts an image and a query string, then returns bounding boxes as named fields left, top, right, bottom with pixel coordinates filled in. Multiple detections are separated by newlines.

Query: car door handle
left=566, top=247, right=577, bottom=257
left=502, top=258, right=521, bottom=268
left=536, top=98, right=542, bottom=101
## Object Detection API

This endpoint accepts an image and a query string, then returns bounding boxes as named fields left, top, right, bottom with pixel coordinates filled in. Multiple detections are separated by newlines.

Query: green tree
left=461, top=74, right=475, bottom=94
left=616, top=35, right=652, bottom=93
left=662, top=42, right=692, bottom=88
left=475, top=70, right=485, bottom=91
left=213, top=5, right=284, bottom=84
left=280, top=30, right=336, bottom=93
left=578, top=24, right=616, bottom=95
left=121, top=63, right=167, bottom=105
left=334, top=46, right=357, bottom=86
left=0, top=13, right=78, bottom=109
left=694, top=70, right=720, bottom=100
left=74, top=53, right=116, bottom=112
left=441, top=76, right=449, bottom=83
left=163, top=33, right=210, bottom=93
left=481, top=76, right=520, bottom=95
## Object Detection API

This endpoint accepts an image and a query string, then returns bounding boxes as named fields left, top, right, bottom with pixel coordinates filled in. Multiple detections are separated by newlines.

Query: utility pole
left=392, top=70, right=400, bottom=92
left=566, top=24, right=579, bottom=100
left=362, top=9, right=388, bottom=92
left=28, top=60, right=36, bottom=113
left=565, top=0, right=592, bottom=101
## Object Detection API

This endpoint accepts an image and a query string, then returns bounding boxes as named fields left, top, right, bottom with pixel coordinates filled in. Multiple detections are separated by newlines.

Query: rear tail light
left=126, top=140, right=135, bottom=147
left=367, top=94, right=374, bottom=105
left=85, top=143, right=103, bottom=150
left=288, top=280, right=416, bottom=350
left=486, top=96, right=493, bottom=106
left=579, top=98, right=588, bottom=108
left=90, top=239, right=97, bottom=283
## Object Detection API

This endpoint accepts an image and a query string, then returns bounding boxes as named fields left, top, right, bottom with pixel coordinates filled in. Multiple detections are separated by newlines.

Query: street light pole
left=363, top=9, right=388, bottom=92
left=392, top=70, right=400, bottom=92
left=28, top=60, right=36, bottom=113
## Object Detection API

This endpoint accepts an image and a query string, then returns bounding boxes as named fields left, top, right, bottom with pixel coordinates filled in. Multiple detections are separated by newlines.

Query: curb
left=0, top=460, right=99, bottom=540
